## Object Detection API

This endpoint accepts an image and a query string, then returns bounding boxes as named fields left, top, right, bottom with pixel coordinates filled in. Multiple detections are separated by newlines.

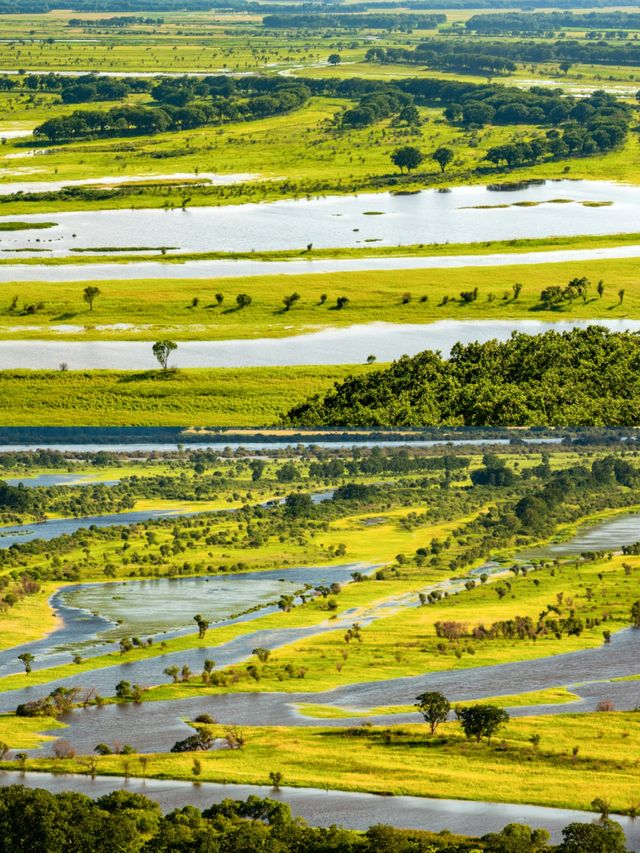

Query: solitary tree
left=597, top=279, right=604, bottom=298
left=432, top=146, right=454, bottom=173
left=83, top=286, right=101, bottom=311
left=236, top=293, right=252, bottom=309
left=328, top=53, right=341, bottom=65
left=283, top=292, right=301, bottom=311
left=391, top=146, right=424, bottom=174
left=194, top=614, right=210, bottom=639
left=17, top=653, right=34, bottom=674
left=631, top=600, right=640, bottom=628
left=458, top=704, right=509, bottom=744
left=415, top=691, right=451, bottom=735
left=618, top=288, right=625, bottom=305
left=152, top=339, right=177, bottom=371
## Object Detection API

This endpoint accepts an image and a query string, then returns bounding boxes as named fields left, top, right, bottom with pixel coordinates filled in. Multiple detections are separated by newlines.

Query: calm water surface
left=1, top=772, right=637, bottom=847
left=0, top=180, right=637, bottom=256
left=2, top=320, right=639, bottom=368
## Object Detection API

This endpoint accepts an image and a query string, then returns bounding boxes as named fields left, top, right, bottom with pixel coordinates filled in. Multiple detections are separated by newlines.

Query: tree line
left=0, top=787, right=629, bottom=852
left=284, top=327, right=640, bottom=427
left=33, top=79, right=310, bottom=142
left=368, top=37, right=640, bottom=71
left=466, top=10, right=640, bottom=33
left=262, top=13, right=445, bottom=29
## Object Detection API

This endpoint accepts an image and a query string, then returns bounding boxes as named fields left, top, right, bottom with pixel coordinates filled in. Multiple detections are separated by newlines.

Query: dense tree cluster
left=465, top=11, right=640, bottom=33
left=0, top=787, right=628, bottom=853
left=67, top=15, right=163, bottom=26
left=263, top=13, right=445, bottom=29
left=34, top=78, right=310, bottom=142
left=369, top=36, right=640, bottom=71
left=285, top=327, right=640, bottom=426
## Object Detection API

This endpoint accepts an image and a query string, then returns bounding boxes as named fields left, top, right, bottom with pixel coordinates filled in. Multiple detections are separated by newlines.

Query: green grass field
left=10, top=712, right=640, bottom=813
left=2, top=256, right=640, bottom=342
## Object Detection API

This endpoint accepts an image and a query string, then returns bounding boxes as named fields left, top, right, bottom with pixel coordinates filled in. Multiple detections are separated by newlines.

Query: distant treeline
left=284, top=327, right=640, bottom=427
left=367, top=37, right=640, bottom=70
left=0, top=0, right=636, bottom=11
left=466, top=10, right=640, bottom=33
left=262, top=12, right=445, bottom=28
left=67, top=14, right=162, bottom=25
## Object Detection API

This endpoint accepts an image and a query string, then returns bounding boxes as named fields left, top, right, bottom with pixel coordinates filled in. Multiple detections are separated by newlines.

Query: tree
left=282, top=292, right=300, bottom=311
left=432, top=146, right=454, bottom=173
left=164, top=665, right=180, bottom=683
left=83, top=286, right=101, bottom=311
left=558, top=820, right=627, bottom=853
left=17, top=653, right=34, bottom=674
left=152, top=339, right=177, bottom=371
left=236, top=293, right=252, bottom=309
left=458, top=704, right=509, bottom=743
left=482, top=823, right=550, bottom=853
left=253, top=647, right=271, bottom=663
left=391, top=145, right=424, bottom=173
left=336, top=296, right=349, bottom=310
left=193, top=614, right=210, bottom=639
left=415, top=691, right=451, bottom=735
left=512, top=282, right=522, bottom=300
left=597, top=279, right=605, bottom=298
left=618, top=288, right=625, bottom=305
left=631, top=600, right=640, bottom=628
left=328, top=53, right=341, bottom=65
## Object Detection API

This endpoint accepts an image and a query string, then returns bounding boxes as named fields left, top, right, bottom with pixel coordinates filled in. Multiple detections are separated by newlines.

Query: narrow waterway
left=1, top=771, right=636, bottom=848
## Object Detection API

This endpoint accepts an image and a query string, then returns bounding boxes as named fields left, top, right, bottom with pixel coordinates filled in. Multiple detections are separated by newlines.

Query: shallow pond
left=2, top=771, right=637, bottom=847
left=4, top=242, right=640, bottom=282
left=0, top=180, right=637, bottom=256
left=1, top=319, right=639, bottom=368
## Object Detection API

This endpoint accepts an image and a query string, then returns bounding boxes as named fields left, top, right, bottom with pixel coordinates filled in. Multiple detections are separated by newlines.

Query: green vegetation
left=286, top=327, right=640, bottom=426
left=0, top=365, right=368, bottom=426
left=4, top=257, right=640, bottom=343
left=0, top=785, right=629, bottom=853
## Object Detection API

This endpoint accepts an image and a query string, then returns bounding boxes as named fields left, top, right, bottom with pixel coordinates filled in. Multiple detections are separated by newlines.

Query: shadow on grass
left=117, top=369, right=182, bottom=383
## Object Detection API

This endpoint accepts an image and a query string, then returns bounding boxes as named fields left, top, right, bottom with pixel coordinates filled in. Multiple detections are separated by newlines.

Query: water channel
left=1, top=319, right=638, bottom=368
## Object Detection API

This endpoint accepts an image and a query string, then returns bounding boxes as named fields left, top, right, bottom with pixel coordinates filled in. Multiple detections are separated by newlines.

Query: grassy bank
left=10, top=713, right=640, bottom=813
left=0, top=365, right=369, bottom=426
left=3, top=256, right=640, bottom=343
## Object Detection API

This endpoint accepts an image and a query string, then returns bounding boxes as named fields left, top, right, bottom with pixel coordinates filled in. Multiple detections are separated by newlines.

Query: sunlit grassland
left=3, top=94, right=640, bottom=217
left=0, top=713, right=64, bottom=749
left=161, top=550, right=639, bottom=695
left=295, top=687, right=580, bottom=717
left=0, top=502, right=491, bottom=683
left=0, top=365, right=371, bottom=426
left=7, top=538, right=632, bottom=700
left=0, top=581, right=61, bottom=651
left=15, top=713, right=640, bottom=813
left=2, top=257, right=640, bottom=342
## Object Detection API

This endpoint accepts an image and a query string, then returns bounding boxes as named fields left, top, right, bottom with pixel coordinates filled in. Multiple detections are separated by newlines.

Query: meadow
left=2, top=256, right=639, bottom=342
